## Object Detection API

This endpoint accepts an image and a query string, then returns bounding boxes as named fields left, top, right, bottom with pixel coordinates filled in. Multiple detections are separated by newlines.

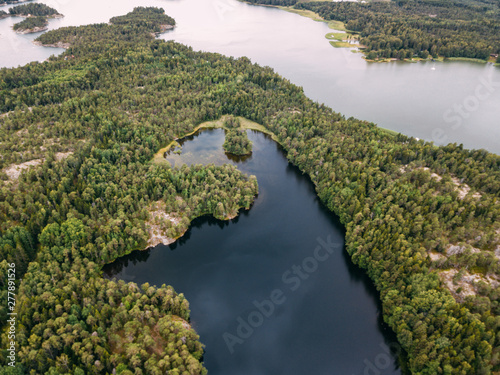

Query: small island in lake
left=0, top=0, right=30, bottom=4
left=9, top=3, right=62, bottom=17
left=222, top=116, right=253, bottom=156
left=13, top=16, right=48, bottom=33
left=9, top=3, right=63, bottom=34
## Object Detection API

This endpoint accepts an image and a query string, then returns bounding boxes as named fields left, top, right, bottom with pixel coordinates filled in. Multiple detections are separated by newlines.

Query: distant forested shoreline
left=247, top=0, right=500, bottom=62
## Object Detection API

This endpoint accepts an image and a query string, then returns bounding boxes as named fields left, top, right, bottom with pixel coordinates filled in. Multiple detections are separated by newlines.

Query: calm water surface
left=104, top=129, right=403, bottom=374
left=1, top=0, right=499, bottom=152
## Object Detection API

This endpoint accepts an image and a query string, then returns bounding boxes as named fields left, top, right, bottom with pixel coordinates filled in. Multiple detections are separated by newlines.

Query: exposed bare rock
left=55, top=151, right=73, bottom=161
left=451, top=177, right=470, bottom=199
left=33, top=40, right=71, bottom=49
left=146, top=200, right=184, bottom=248
left=15, top=26, right=48, bottom=34
left=439, top=269, right=500, bottom=302
left=439, top=269, right=476, bottom=301
left=429, top=252, right=445, bottom=261
left=446, top=244, right=480, bottom=256
left=4, top=159, right=44, bottom=181
left=399, top=166, right=482, bottom=199
left=172, top=315, right=192, bottom=331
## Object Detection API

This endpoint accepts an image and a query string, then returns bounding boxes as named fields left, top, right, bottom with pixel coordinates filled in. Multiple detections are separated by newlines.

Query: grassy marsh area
left=152, top=116, right=278, bottom=164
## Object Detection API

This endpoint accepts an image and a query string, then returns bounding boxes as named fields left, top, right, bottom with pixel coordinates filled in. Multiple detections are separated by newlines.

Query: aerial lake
left=1, top=0, right=498, bottom=372
left=104, top=129, right=403, bottom=374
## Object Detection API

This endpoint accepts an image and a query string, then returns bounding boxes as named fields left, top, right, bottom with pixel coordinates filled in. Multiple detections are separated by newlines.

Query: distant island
left=8, top=2, right=62, bottom=17
left=0, top=0, right=31, bottom=4
left=13, top=16, right=48, bottom=34
left=7, top=3, right=63, bottom=34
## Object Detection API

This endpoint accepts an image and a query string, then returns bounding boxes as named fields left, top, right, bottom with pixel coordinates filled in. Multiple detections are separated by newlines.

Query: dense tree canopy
left=0, top=0, right=30, bottom=4
left=109, top=6, right=175, bottom=30
left=0, top=6, right=499, bottom=375
left=222, top=117, right=253, bottom=155
left=8, top=3, right=61, bottom=17
left=12, top=16, right=47, bottom=32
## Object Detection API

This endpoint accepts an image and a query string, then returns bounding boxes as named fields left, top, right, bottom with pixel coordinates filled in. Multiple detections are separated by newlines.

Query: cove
left=104, top=129, right=403, bottom=375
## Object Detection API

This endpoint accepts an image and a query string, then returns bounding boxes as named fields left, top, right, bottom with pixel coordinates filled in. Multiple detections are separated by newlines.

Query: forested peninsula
left=0, top=6, right=499, bottom=375
left=247, top=0, right=500, bottom=62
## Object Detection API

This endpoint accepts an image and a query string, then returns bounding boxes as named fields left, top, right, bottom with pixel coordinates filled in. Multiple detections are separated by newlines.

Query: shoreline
left=145, top=207, right=249, bottom=249
left=15, top=25, right=48, bottom=34
left=9, top=13, right=63, bottom=18
left=246, top=1, right=495, bottom=66
left=0, top=0, right=31, bottom=5
left=152, top=115, right=279, bottom=164
left=146, top=116, right=263, bottom=249
left=364, top=56, right=493, bottom=64
left=31, top=23, right=173, bottom=49
left=32, top=40, right=70, bottom=48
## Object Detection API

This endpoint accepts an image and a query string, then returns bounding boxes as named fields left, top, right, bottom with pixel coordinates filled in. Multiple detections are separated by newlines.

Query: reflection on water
left=104, top=129, right=404, bottom=375
left=165, top=128, right=253, bottom=167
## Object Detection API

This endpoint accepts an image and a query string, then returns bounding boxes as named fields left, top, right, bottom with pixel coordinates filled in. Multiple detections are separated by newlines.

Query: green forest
left=6, top=3, right=62, bottom=36
left=8, top=3, right=61, bottom=17
left=247, top=0, right=500, bottom=60
left=222, top=117, right=253, bottom=156
left=0, top=5, right=499, bottom=375
left=0, top=0, right=31, bottom=5
left=12, top=16, right=47, bottom=32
